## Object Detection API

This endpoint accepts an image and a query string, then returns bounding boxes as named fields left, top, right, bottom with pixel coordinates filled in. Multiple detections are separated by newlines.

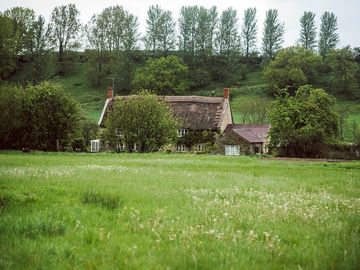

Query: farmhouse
left=95, top=87, right=233, bottom=152
left=217, top=124, right=271, bottom=155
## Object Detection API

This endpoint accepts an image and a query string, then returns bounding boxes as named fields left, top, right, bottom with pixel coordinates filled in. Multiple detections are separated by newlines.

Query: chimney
left=107, top=86, right=113, bottom=99
left=223, top=88, right=230, bottom=99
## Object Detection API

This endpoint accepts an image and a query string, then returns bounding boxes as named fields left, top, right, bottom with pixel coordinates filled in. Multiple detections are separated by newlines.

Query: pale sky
left=1, top=0, right=359, bottom=49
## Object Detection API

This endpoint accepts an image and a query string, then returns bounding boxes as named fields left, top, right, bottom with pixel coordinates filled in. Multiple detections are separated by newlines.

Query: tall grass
left=0, top=151, right=359, bottom=269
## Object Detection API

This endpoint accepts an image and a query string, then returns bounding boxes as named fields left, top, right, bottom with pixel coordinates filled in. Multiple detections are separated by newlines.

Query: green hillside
left=12, top=61, right=357, bottom=141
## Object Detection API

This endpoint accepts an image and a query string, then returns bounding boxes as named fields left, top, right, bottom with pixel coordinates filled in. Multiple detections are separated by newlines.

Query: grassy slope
left=0, top=152, right=359, bottom=269
left=12, top=62, right=360, bottom=139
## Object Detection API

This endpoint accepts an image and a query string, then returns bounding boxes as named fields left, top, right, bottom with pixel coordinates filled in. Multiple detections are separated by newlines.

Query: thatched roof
left=224, top=124, right=271, bottom=143
left=99, top=95, right=230, bottom=131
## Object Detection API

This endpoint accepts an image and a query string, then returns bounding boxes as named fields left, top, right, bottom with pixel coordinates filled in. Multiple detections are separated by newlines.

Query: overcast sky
left=1, top=0, right=359, bottom=49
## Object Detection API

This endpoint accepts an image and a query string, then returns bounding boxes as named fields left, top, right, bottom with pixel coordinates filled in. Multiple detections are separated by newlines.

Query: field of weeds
left=0, top=152, right=359, bottom=269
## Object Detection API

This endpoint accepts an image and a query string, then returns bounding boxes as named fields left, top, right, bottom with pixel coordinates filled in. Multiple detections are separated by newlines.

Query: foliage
left=84, top=5, right=140, bottom=89
left=263, top=46, right=322, bottom=95
left=0, top=152, right=359, bottom=269
left=105, top=90, right=178, bottom=152
left=319, top=12, right=339, bottom=57
left=0, top=82, right=82, bottom=150
left=177, top=130, right=216, bottom=148
left=325, top=47, right=359, bottom=98
left=49, top=3, right=81, bottom=72
left=269, top=85, right=339, bottom=157
left=132, top=55, right=189, bottom=95
left=241, top=8, right=258, bottom=58
left=22, top=81, right=82, bottom=151
left=299, top=11, right=317, bottom=50
left=81, top=119, right=99, bottom=146
left=144, top=5, right=176, bottom=55
left=0, top=14, right=18, bottom=80
left=217, top=8, right=240, bottom=60
left=0, top=84, right=25, bottom=149
left=262, top=9, right=285, bottom=60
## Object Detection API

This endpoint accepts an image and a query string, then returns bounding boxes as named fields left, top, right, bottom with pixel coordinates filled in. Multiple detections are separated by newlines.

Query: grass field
left=0, top=152, right=359, bottom=269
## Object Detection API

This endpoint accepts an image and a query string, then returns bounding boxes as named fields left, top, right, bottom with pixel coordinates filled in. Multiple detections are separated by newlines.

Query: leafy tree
left=29, top=15, right=53, bottom=82
left=178, top=6, right=198, bottom=60
left=85, top=13, right=109, bottom=86
left=319, top=11, right=339, bottom=57
left=49, top=4, right=81, bottom=67
left=4, top=7, right=36, bottom=54
left=132, top=55, right=189, bottom=95
left=263, top=46, right=322, bottom=95
left=325, top=47, right=359, bottom=98
left=269, top=85, right=339, bottom=157
left=262, top=9, right=285, bottom=60
left=241, top=7, right=257, bottom=58
left=195, top=6, right=218, bottom=60
left=217, top=8, right=240, bottom=59
left=299, top=11, right=317, bottom=50
left=0, top=15, right=17, bottom=79
left=0, top=84, right=24, bottom=149
left=105, top=90, right=178, bottom=152
left=22, top=81, right=82, bottom=151
left=144, top=5, right=175, bottom=55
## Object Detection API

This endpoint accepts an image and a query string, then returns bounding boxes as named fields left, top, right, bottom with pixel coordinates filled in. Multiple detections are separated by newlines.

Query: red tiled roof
left=225, top=124, right=271, bottom=143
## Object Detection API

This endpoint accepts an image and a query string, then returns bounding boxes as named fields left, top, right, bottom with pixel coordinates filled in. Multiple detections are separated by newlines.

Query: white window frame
left=176, top=144, right=186, bottom=152
left=225, top=145, right=240, bottom=156
left=177, top=128, right=188, bottom=137
left=90, top=139, right=100, bottom=152
left=116, top=142, right=126, bottom=151
left=194, top=144, right=204, bottom=152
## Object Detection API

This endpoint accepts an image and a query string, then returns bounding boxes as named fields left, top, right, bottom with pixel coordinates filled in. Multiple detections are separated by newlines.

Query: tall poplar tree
left=241, top=7, right=257, bottom=58
left=319, top=11, right=339, bottom=57
left=299, top=11, right=317, bottom=50
left=262, top=9, right=284, bottom=60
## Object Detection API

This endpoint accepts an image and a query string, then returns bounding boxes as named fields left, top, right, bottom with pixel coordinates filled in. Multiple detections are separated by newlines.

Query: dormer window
left=177, top=128, right=188, bottom=137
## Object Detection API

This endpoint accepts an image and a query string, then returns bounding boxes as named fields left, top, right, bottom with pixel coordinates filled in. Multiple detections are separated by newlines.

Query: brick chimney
left=223, top=88, right=230, bottom=99
left=107, top=86, right=113, bottom=99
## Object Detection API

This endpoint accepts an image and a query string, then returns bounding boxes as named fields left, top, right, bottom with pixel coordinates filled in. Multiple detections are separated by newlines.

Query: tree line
left=0, top=4, right=346, bottom=91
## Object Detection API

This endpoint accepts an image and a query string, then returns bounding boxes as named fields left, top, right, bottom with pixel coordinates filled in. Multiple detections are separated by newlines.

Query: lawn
left=0, top=152, right=359, bottom=269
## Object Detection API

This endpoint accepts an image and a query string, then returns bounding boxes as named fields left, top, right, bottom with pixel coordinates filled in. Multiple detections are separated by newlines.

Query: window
left=176, top=144, right=186, bottom=152
left=225, top=145, right=240, bottom=156
left=177, top=128, right=188, bottom=137
left=90, top=139, right=100, bottom=152
left=116, top=143, right=126, bottom=151
left=194, top=144, right=204, bottom=152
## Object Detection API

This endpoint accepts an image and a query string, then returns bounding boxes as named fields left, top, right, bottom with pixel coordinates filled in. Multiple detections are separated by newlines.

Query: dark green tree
left=262, top=9, right=285, bottom=60
left=263, top=46, right=322, bottom=95
left=22, top=81, right=82, bottom=150
left=268, top=85, right=339, bottom=157
left=132, top=55, right=189, bottom=95
left=0, top=15, right=18, bottom=79
left=319, top=11, right=339, bottom=57
left=144, top=5, right=175, bottom=55
left=105, top=90, right=178, bottom=152
left=299, top=11, right=317, bottom=50
left=0, top=84, right=24, bottom=149
left=49, top=3, right=81, bottom=73
left=325, top=47, right=359, bottom=98
left=217, top=8, right=240, bottom=59
left=241, top=7, right=257, bottom=58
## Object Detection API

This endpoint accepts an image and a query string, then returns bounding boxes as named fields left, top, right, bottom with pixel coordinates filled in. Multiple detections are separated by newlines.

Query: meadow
left=0, top=152, right=359, bottom=269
